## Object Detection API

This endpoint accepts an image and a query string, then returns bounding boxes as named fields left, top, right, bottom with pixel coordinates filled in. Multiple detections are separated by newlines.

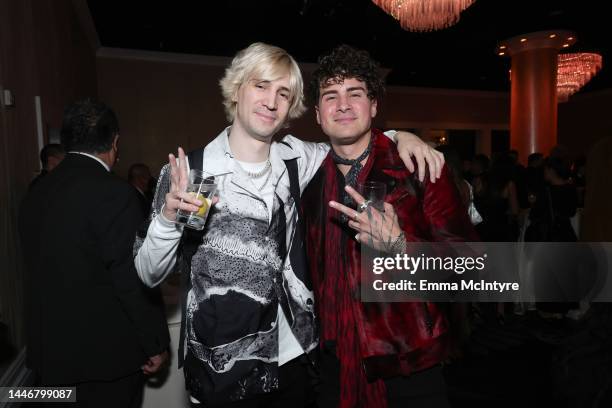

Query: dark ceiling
left=87, top=0, right=611, bottom=93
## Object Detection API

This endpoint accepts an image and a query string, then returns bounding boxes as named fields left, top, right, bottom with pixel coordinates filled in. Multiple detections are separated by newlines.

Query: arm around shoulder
left=281, top=134, right=330, bottom=191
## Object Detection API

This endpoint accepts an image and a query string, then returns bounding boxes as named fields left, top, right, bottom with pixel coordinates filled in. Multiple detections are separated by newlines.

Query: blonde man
left=135, top=42, right=443, bottom=407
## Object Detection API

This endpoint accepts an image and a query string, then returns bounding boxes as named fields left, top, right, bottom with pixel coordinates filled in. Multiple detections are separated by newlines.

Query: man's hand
left=162, top=147, right=203, bottom=221
left=394, top=131, right=444, bottom=183
left=329, top=186, right=404, bottom=253
left=142, top=350, right=169, bottom=375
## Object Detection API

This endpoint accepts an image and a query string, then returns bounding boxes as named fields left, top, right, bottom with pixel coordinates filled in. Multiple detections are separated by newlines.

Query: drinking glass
left=357, top=181, right=386, bottom=212
left=175, top=169, right=216, bottom=230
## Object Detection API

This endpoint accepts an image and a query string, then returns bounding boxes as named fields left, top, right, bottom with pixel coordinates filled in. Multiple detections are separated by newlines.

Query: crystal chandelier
left=557, top=53, right=603, bottom=102
left=372, top=0, right=476, bottom=32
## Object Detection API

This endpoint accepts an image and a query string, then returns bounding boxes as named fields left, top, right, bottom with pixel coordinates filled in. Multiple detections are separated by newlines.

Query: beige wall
left=97, top=52, right=228, bottom=177
left=383, top=86, right=510, bottom=128
left=97, top=49, right=515, bottom=177
left=96, top=50, right=327, bottom=178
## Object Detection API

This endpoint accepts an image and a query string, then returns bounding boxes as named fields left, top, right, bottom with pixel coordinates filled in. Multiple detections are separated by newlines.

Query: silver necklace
left=243, top=159, right=271, bottom=178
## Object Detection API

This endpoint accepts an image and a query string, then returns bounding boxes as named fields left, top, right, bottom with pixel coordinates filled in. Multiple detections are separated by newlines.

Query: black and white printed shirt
left=134, top=128, right=328, bottom=403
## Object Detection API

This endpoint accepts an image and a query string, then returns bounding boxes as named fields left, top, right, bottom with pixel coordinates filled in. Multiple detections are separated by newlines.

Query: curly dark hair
left=309, top=44, right=385, bottom=103
left=60, top=99, right=119, bottom=153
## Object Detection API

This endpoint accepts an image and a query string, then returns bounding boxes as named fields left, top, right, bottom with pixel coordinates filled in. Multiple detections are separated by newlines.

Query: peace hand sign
left=329, top=185, right=405, bottom=253
left=161, top=147, right=203, bottom=221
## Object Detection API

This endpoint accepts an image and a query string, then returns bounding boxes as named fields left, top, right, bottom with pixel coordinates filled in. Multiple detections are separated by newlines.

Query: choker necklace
left=243, top=159, right=271, bottom=178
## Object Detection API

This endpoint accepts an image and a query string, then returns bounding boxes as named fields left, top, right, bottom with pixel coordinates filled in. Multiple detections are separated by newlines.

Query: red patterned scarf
left=314, top=152, right=387, bottom=408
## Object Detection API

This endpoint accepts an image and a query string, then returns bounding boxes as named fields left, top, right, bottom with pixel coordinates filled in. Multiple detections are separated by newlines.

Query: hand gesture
left=329, top=185, right=405, bottom=253
left=161, top=147, right=203, bottom=221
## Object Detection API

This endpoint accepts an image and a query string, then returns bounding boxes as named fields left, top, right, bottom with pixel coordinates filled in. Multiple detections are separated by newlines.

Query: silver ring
left=358, top=200, right=371, bottom=212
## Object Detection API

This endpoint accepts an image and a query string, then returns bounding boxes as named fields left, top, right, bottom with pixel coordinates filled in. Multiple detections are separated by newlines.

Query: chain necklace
left=242, top=159, right=271, bottom=178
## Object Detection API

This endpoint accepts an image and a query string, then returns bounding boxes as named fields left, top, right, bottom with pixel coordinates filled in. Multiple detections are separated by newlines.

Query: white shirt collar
left=199, top=126, right=300, bottom=175
left=69, top=151, right=111, bottom=172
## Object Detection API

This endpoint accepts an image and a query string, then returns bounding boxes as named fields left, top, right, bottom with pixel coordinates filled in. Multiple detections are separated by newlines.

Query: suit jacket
left=19, top=153, right=169, bottom=385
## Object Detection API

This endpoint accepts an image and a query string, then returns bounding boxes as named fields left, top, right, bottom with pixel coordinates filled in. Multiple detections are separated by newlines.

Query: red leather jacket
left=302, top=130, right=478, bottom=382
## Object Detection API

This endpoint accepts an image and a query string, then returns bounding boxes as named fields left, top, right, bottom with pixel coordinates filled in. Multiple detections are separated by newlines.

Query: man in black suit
left=19, top=99, right=170, bottom=407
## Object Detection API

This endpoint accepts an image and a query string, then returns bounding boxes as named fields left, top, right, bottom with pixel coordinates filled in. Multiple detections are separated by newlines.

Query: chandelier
left=372, top=0, right=476, bottom=32
left=557, top=53, right=603, bottom=102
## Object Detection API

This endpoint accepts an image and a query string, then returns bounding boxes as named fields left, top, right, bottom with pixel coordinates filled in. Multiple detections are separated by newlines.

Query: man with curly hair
left=134, top=42, right=445, bottom=407
left=302, top=45, right=477, bottom=408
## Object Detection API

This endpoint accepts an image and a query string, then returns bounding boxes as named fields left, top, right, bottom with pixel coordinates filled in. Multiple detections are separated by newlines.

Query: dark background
left=88, top=0, right=611, bottom=92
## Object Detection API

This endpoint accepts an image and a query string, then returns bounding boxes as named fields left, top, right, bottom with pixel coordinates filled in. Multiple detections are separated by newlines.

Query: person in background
left=526, top=156, right=578, bottom=319
left=29, top=143, right=65, bottom=188
left=19, top=99, right=169, bottom=408
left=469, top=153, right=490, bottom=194
left=437, top=146, right=482, bottom=226
left=509, top=149, right=528, bottom=210
left=474, top=153, right=520, bottom=242
left=527, top=156, right=578, bottom=242
left=525, top=153, right=545, bottom=208
left=128, top=162, right=154, bottom=218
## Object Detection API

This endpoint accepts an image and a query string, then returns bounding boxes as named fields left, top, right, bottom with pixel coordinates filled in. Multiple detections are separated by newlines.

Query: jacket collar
left=196, top=126, right=301, bottom=197
left=67, top=151, right=110, bottom=172
left=359, top=129, right=413, bottom=181
left=193, top=127, right=233, bottom=177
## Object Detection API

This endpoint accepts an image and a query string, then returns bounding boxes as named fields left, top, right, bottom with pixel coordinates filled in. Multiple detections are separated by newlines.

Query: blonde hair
left=220, top=42, right=306, bottom=123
